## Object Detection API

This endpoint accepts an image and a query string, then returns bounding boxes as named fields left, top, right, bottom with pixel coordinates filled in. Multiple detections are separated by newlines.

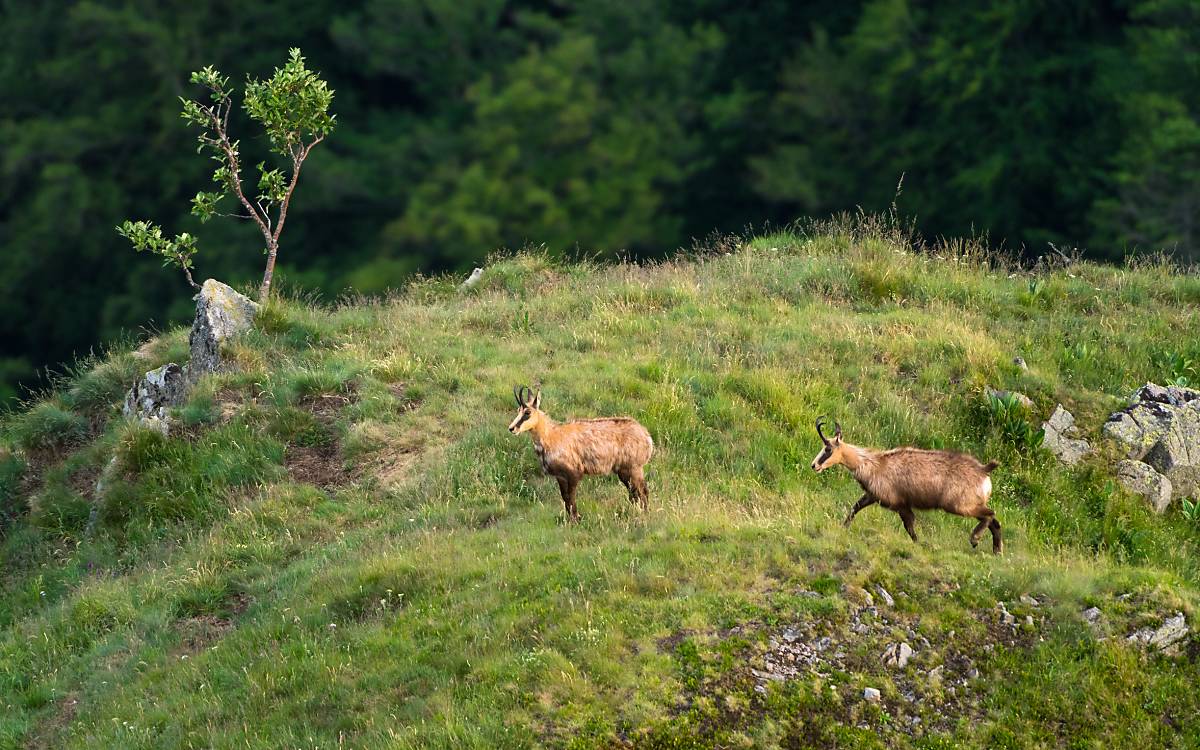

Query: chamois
left=508, top=385, right=653, bottom=522
left=811, top=417, right=1003, bottom=554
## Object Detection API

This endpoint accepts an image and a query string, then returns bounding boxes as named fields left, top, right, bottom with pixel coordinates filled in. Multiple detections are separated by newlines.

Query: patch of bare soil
left=27, top=692, right=80, bottom=750
left=172, top=593, right=250, bottom=656
left=67, top=463, right=101, bottom=501
left=300, top=388, right=357, bottom=425
left=285, top=442, right=349, bottom=491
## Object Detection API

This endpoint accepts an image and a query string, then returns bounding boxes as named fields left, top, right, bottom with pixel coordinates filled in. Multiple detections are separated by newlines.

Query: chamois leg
left=631, top=466, right=649, bottom=510
left=989, top=516, right=1003, bottom=555
left=556, top=475, right=581, bottom=523
left=843, top=494, right=877, bottom=527
left=616, top=467, right=641, bottom=510
left=968, top=507, right=995, bottom=549
left=897, top=507, right=918, bottom=542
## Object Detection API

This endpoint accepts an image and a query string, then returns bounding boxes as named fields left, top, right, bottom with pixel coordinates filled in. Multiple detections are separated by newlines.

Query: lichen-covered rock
left=1105, top=383, right=1200, bottom=499
left=986, top=386, right=1034, bottom=409
left=1116, top=460, right=1173, bottom=513
left=1127, top=612, right=1189, bottom=656
left=1042, top=405, right=1091, bottom=465
left=189, top=279, right=258, bottom=377
left=123, top=363, right=186, bottom=433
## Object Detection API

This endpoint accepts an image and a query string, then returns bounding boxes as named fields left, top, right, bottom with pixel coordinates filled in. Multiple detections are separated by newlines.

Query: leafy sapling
left=116, top=220, right=200, bottom=290
left=118, top=49, right=335, bottom=300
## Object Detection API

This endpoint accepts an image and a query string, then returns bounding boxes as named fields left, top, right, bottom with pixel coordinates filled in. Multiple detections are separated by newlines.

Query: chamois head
left=508, top=385, right=544, bottom=434
left=811, top=415, right=846, bottom=472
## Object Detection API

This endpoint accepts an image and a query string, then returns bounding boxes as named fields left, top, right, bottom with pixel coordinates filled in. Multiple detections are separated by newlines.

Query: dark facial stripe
left=817, top=447, right=832, bottom=464
left=512, top=410, right=531, bottom=429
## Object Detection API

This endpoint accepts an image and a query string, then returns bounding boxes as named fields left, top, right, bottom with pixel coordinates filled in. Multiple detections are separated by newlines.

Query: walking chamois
left=509, top=386, right=654, bottom=521
left=811, top=417, right=1003, bottom=554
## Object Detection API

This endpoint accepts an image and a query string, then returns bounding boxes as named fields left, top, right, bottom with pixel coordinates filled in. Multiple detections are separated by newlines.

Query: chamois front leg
left=556, top=474, right=581, bottom=523
left=843, top=494, right=877, bottom=527
left=897, top=506, right=918, bottom=542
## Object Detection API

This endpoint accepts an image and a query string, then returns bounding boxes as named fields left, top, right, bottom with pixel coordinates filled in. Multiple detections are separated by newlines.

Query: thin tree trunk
left=259, top=240, right=279, bottom=301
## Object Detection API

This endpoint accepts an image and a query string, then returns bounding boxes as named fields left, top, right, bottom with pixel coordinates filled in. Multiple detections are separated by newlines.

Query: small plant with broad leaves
left=986, top=391, right=1044, bottom=453
left=1153, top=352, right=1197, bottom=388
left=117, top=49, right=334, bottom=301
left=1181, top=498, right=1200, bottom=523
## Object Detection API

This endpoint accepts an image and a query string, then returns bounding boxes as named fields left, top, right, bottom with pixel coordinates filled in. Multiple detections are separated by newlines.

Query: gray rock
left=1043, top=405, right=1091, bottom=465
left=1019, top=594, right=1040, bottom=608
left=1116, top=460, right=1173, bottom=513
left=123, top=363, right=187, bottom=433
left=927, top=665, right=944, bottom=682
left=1013, top=356, right=1029, bottom=371
left=1133, top=382, right=1200, bottom=407
left=189, top=279, right=258, bottom=377
left=1127, top=612, right=1189, bottom=656
left=1105, top=383, right=1200, bottom=499
left=882, top=642, right=914, bottom=668
left=874, top=585, right=895, bottom=607
left=863, top=687, right=881, bottom=702
left=460, top=267, right=484, bottom=289
left=1082, top=606, right=1103, bottom=625
left=987, top=386, right=1034, bottom=409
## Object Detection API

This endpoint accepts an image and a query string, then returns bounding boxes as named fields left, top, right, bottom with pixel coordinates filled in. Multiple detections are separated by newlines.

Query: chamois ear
left=532, top=389, right=541, bottom=409
left=833, top=420, right=842, bottom=442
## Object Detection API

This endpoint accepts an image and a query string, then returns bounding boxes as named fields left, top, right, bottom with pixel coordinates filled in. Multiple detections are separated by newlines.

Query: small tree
left=117, top=48, right=335, bottom=300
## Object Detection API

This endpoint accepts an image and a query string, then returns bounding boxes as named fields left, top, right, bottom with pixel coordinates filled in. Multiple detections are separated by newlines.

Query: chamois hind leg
left=843, top=494, right=877, bottom=527
left=630, top=466, right=649, bottom=510
left=556, top=475, right=581, bottom=523
left=615, top=467, right=641, bottom=510
left=989, top=516, right=1003, bottom=555
left=968, top=507, right=995, bottom=549
left=897, top=507, right=918, bottom=542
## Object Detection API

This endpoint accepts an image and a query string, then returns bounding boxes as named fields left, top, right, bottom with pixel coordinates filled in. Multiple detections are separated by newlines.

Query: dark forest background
left=3, top=0, right=1199, bottom=403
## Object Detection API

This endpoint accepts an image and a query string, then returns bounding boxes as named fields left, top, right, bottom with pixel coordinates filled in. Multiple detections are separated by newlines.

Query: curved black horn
left=513, top=385, right=525, bottom=407
left=519, top=385, right=534, bottom=407
left=815, top=415, right=830, bottom=444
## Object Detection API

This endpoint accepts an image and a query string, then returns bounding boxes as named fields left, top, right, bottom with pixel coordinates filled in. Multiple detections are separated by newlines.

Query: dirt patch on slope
left=285, top=442, right=349, bottom=490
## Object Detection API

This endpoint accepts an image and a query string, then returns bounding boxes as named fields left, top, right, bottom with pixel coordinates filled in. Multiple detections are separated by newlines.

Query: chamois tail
left=983, top=460, right=1000, bottom=473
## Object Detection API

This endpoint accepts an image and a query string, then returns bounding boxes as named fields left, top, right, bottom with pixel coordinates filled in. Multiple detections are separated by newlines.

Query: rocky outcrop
left=189, top=279, right=259, bottom=377
left=1115, top=460, right=1173, bottom=513
left=1127, top=612, right=1189, bottom=657
left=122, top=363, right=186, bottom=434
left=1042, top=405, right=1091, bottom=465
left=1104, top=383, right=1200, bottom=504
left=123, top=280, right=257, bottom=435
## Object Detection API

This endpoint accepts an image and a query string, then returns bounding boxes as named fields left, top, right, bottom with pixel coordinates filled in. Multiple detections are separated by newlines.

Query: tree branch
left=271, top=136, right=322, bottom=245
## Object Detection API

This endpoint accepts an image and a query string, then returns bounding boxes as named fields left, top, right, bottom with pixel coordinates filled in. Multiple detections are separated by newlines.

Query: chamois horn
left=816, top=415, right=831, bottom=445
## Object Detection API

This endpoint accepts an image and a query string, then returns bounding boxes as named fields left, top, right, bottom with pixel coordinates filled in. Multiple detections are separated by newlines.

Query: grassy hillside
left=2, top=217, right=1199, bottom=749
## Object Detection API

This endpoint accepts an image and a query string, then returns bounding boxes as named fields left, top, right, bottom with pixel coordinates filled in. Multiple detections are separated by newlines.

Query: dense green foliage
left=3, top=1, right=1200, bottom=400
left=1, top=220, right=1198, bottom=747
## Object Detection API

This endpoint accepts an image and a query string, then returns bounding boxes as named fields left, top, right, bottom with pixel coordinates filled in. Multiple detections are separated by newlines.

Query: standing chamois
left=509, top=386, right=654, bottom=522
left=811, top=417, right=1003, bottom=554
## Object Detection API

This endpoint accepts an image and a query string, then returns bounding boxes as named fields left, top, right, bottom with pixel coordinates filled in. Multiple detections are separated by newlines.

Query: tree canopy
left=2, top=0, right=1198, bottom=401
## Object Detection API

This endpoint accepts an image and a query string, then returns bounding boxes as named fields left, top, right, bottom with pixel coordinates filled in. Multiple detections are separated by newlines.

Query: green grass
left=1, top=216, right=1198, bottom=748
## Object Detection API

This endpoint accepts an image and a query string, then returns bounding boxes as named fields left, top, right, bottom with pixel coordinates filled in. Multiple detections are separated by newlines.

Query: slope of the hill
left=1, top=218, right=1199, bottom=749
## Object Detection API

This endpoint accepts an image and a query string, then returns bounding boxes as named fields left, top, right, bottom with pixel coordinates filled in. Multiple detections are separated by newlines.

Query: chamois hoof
left=970, top=538, right=979, bottom=549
